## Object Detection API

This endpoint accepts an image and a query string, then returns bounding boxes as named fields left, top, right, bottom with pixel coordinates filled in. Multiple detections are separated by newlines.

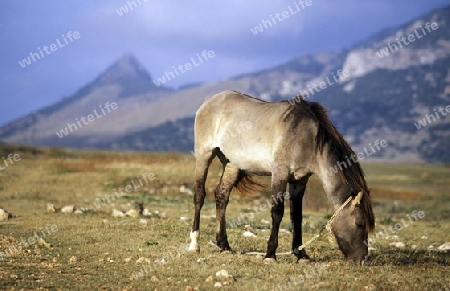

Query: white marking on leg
left=188, top=230, right=200, bottom=252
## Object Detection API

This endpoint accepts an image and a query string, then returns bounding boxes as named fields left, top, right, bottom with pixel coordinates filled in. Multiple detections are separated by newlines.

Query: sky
left=0, top=0, right=448, bottom=126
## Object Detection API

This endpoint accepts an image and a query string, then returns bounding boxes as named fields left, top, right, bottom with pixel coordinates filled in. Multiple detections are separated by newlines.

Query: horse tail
left=234, top=171, right=266, bottom=198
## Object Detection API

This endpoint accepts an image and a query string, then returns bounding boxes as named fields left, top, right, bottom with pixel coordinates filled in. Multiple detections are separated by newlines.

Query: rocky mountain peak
left=97, top=54, right=152, bottom=85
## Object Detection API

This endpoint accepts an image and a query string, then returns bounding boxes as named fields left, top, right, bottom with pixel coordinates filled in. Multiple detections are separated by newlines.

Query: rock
left=180, top=216, right=192, bottom=221
left=0, top=208, right=12, bottom=221
left=150, top=276, right=159, bottom=282
left=37, top=238, right=52, bottom=249
left=214, top=282, right=222, bottom=288
left=142, top=209, right=152, bottom=217
left=46, top=203, right=59, bottom=213
left=139, top=219, right=148, bottom=225
left=126, top=208, right=140, bottom=218
left=69, top=256, right=77, bottom=263
left=389, top=242, right=405, bottom=248
left=205, top=275, right=214, bottom=282
left=180, top=185, right=194, bottom=196
left=437, top=242, right=450, bottom=252
left=112, top=209, right=126, bottom=218
left=243, top=230, right=256, bottom=237
left=197, top=258, right=206, bottom=263
left=215, top=269, right=232, bottom=281
left=421, top=236, right=428, bottom=239
left=61, top=205, right=75, bottom=214
left=74, top=209, right=83, bottom=214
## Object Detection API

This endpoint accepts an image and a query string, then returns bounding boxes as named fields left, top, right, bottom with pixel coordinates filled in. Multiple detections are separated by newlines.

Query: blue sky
left=0, top=0, right=448, bottom=126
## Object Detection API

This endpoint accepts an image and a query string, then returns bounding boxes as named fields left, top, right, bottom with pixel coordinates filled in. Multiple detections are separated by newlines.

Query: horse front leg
left=289, top=176, right=311, bottom=261
left=265, top=173, right=288, bottom=261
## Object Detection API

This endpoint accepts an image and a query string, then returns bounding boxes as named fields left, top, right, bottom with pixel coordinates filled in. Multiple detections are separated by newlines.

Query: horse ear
left=352, top=191, right=363, bottom=206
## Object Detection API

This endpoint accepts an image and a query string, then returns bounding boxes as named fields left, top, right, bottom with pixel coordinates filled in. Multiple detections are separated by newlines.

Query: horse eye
left=355, top=222, right=365, bottom=229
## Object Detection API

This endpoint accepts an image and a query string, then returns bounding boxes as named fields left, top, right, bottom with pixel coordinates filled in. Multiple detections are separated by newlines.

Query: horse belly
left=218, top=140, right=273, bottom=174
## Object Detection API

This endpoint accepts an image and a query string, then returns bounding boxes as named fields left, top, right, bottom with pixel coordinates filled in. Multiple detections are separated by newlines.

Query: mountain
left=1, top=6, right=449, bottom=162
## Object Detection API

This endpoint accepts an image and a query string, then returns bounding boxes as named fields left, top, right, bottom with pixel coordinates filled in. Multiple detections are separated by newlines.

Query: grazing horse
left=188, top=90, right=375, bottom=264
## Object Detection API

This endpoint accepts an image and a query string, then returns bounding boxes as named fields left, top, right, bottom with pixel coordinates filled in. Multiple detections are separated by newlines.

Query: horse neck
left=315, top=148, right=352, bottom=211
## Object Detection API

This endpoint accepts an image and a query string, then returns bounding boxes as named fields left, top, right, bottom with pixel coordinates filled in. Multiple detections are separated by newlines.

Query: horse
left=188, top=90, right=375, bottom=264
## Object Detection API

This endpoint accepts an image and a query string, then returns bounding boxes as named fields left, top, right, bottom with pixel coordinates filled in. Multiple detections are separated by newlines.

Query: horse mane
left=289, top=97, right=375, bottom=231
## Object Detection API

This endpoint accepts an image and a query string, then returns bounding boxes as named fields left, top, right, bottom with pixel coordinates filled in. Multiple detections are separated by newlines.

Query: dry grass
left=0, top=145, right=449, bottom=290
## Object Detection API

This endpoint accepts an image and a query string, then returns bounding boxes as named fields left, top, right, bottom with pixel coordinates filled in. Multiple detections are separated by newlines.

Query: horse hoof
left=263, top=258, right=277, bottom=264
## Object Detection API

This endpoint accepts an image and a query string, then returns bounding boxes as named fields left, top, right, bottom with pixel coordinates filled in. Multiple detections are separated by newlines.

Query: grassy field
left=0, top=144, right=449, bottom=290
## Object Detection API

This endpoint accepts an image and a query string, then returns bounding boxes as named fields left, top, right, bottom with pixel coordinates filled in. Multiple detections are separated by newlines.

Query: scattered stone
left=150, top=276, right=159, bottom=282
left=205, top=275, right=214, bottom=282
left=438, top=242, right=450, bottom=252
left=142, top=209, right=152, bottom=217
left=69, top=256, right=78, bottom=263
left=214, top=282, right=222, bottom=288
left=124, top=257, right=132, bottom=263
left=139, top=219, right=148, bottom=225
left=37, top=238, right=52, bottom=249
left=46, top=203, right=59, bottom=213
left=180, top=216, right=192, bottom=221
left=243, top=230, right=256, bottom=237
left=136, top=257, right=151, bottom=264
left=421, top=236, right=428, bottom=239
left=126, top=208, right=140, bottom=218
left=61, top=205, right=76, bottom=214
left=74, top=209, right=83, bottom=214
left=391, top=235, right=399, bottom=240
left=260, top=219, right=271, bottom=225
left=389, top=242, right=405, bottom=248
left=197, top=258, right=206, bottom=263
left=0, top=208, right=12, bottom=221
left=180, top=185, right=194, bottom=196
left=215, top=269, right=234, bottom=284
left=160, top=257, right=168, bottom=264
left=428, top=245, right=434, bottom=249
left=112, top=209, right=126, bottom=218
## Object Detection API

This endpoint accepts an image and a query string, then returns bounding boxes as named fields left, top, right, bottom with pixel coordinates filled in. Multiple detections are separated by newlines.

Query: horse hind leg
left=188, top=148, right=218, bottom=252
left=214, top=161, right=239, bottom=252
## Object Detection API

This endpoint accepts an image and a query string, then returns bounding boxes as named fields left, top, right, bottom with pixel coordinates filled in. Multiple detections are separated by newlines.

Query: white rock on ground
left=437, top=242, right=450, bottom=252
left=389, top=242, right=405, bottom=248
left=126, top=209, right=140, bottom=218
left=0, top=208, right=12, bottom=221
left=112, top=209, right=126, bottom=218
left=61, top=205, right=76, bottom=214
left=46, top=203, right=58, bottom=213
left=142, top=209, right=152, bottom=217
left=243, top=230, right=256, bottom=237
